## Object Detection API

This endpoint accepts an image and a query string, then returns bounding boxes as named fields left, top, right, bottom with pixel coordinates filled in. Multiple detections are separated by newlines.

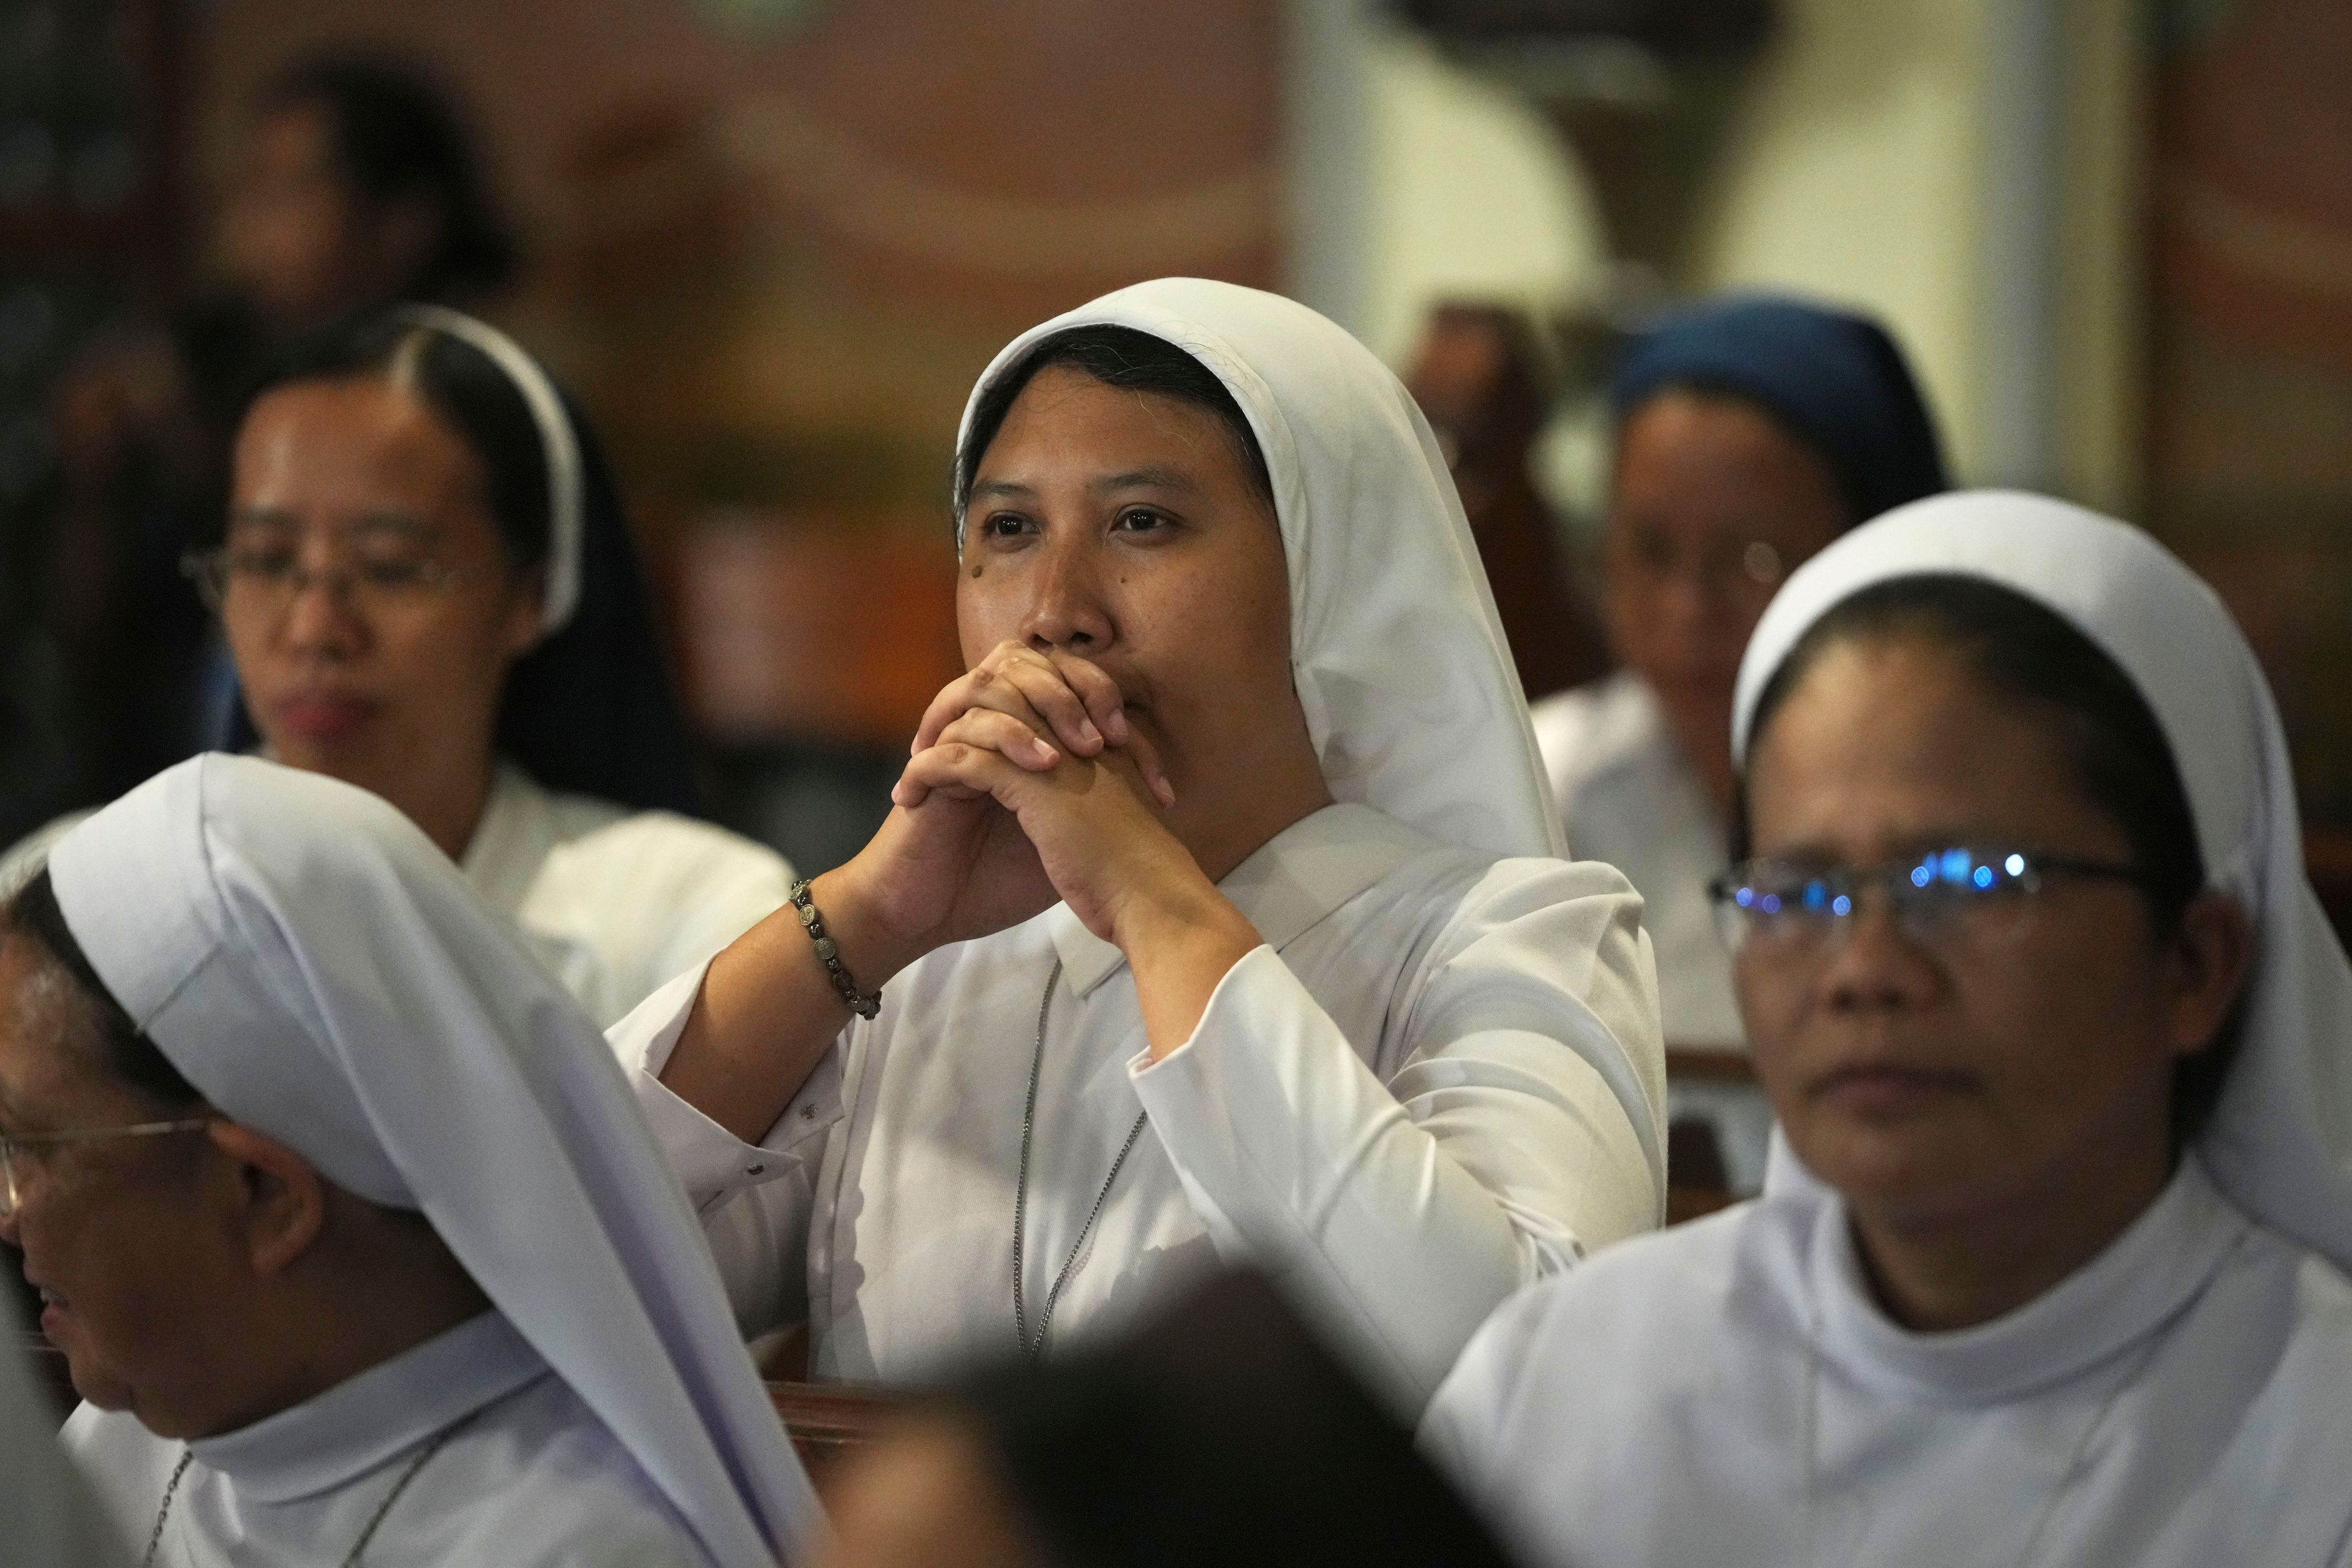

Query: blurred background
left=0, top=0, right=2345, bottom=877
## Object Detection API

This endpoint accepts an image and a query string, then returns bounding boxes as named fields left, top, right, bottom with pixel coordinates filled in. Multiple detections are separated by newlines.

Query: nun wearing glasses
left=1426, top=493, right=2352, bottom=1567
left=4, top=307, right=792, bottom=1027
left=2, top=756, right=817, bottom=1566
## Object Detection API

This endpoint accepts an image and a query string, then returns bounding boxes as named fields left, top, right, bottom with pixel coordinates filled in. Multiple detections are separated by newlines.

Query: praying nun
left=620, top=277, right=1667, bottom=1413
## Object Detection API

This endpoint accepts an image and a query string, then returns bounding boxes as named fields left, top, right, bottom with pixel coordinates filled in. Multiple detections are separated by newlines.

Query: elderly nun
left=0, top=755, right=816, bottom=1566
left=622, top=277, right=1667, bottom=1412
left=1427, top=494, right=2352, bottom=1567
left=1532, top=293, right=1947, bottom=1054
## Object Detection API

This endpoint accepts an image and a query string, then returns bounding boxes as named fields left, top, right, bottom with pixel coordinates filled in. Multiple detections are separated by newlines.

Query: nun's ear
left=205, top=1120, right=326, bottom=1278
left=499, top=561, right=549, bottom=657
left=2163, top=891, right=2255, bottom=1062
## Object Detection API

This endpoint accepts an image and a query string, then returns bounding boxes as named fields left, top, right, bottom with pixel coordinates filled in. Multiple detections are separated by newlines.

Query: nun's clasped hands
left=886, top=638, right=1261, bottom=1057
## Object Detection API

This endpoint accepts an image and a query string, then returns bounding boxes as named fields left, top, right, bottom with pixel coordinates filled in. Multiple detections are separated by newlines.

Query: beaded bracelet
left=788, top=879, right=881, bottom=1019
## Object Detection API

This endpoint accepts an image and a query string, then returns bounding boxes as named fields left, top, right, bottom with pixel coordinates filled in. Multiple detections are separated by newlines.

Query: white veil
left=1733, top=491, right=2352, bottom=1273
left=47, top=755, right=820, bottom=1567
left=957, top=277, right=1565, bottom=864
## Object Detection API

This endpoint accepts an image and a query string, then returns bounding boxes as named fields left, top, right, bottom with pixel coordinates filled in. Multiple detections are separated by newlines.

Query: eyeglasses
left=181, top=543, right=473, bottom=619
left=1706, top=847, right=2150, bottom=959
left=1605, top=527, right=1788, bottom=605
left=0, top=1118, right=211, bottom=1218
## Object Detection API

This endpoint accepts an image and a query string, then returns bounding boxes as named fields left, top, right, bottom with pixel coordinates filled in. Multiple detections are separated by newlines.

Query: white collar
left=1806, top=1156, right=2248, bottom=1404
left=456, top=763, right=549, bottom=915
left=1042, top=802, right=1432, bottom=1000
left=187, top=1311, right=547, bottom=1505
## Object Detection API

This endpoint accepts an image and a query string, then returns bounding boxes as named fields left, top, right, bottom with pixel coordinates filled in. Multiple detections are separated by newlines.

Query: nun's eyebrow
left=1091, top=466, right=1200, bottom=496
left=966, top=478, right=1035, bottom=504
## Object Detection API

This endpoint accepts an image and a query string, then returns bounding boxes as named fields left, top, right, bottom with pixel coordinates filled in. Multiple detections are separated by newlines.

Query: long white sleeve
left=607, top=963, right=844, bottom=1335
left=1129, top=857, right=1663, bottom=1410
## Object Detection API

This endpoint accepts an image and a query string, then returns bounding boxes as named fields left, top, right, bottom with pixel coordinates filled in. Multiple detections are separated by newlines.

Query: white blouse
left=1425, top=1157, right=2352, bottom=1568
left=615, top=801, right=1666, bottom=1412
left=67, top=1313, right=713, bottom=1568
left=1, top=763, right=794, bottom=1029
left=1530, top=671, right=1741, bottom=1050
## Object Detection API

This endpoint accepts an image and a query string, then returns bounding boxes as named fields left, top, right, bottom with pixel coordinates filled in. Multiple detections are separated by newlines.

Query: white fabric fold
left=47, top=755, right=818, bottom=1568
left=1732, top=491, right=2352, bottom=1274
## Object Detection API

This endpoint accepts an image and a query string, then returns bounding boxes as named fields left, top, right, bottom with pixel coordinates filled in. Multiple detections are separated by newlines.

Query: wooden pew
left=1664, top=1046, right=1757, bottom=1225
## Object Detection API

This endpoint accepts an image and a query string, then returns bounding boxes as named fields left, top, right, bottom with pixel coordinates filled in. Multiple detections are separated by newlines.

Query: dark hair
left=223, top=313, right=706, bottom=816
left=957, top=325, right=1274, bottom=521
left=1738, top=574, right=2241, bottom=1144
left=256, top=55, right=518, bottom=303
left=251, top=317, right=551, bottom=570
left=1, top=869, right=202, bottom=1108
left=954, top=1271, right=1513, bottom=1568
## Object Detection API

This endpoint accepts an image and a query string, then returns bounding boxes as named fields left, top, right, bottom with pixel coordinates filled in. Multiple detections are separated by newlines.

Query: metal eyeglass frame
left=0, top=1118, right=212, bottom=1217
left=1705, top=846, right=2152, bottom=952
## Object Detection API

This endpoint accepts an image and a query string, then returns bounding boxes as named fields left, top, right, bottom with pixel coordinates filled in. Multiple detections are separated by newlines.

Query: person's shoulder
left=428, top=1376, right=714, bottom=1567
left=537, top=796, right=795, bottom=897
left=1431, top=1207, right=1756, bottom=1444
left=1529, top=672, right=1664, bottom=803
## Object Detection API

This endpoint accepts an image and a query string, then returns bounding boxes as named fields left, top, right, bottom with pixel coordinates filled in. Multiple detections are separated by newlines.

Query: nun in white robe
left=1425, top=494, right=2352, bottom=1567
left=45, top=755, right=818, bottom=1567
left=617, top=278, right=1668, bottom=1412
left=0, top=306, right=793, bottom=1029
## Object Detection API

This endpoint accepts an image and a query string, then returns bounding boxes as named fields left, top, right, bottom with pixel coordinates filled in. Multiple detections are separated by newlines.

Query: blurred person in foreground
left=33, top=56, right=514, bottom=832
left=9, top=308, right=793, bottom=1027
left=1428, top=494, right=2352, bottom=1567
left=6, top=755, right=816, bottom=1566
left=1532, top=295, right=1946, bottom=1050
left=820, top=1271, right=1517, bottom=1568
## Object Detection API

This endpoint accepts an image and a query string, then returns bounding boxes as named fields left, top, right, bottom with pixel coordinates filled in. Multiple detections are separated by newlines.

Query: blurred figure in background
left=32, top=55, right=514, bottom=838
left=1532, top=295, right=1947, bottom=1052
left=1403, top=303, right=1607, bottom=704
left=820, top=1271, right=1517, bottom=1568
left=10, top=309, right=791, bottom=1027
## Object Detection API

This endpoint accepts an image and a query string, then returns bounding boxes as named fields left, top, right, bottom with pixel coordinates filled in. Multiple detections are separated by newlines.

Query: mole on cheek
left=970, top=565, right=984, bottom=579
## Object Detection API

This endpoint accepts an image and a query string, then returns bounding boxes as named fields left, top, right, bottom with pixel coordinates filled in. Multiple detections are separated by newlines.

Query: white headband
left=393, top=304, right=585, bottom=638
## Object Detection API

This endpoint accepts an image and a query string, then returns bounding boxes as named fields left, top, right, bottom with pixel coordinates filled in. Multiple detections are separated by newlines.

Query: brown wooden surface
left=1665, top=1046, right=1758, bottom=1084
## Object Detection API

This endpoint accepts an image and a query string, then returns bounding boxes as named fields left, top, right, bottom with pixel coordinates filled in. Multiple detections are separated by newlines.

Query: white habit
left=624, top=278, right=1668, bottom=1413
left=69, top=1314, right=710, bottom=1568
left=48, top=756, right=818, bottom=1568
left=0, top=759, right=793, bottom=1029
left=1530, top=671, right=1741, bottom=1050
left=1427, top=494, right=2352, bottom=1567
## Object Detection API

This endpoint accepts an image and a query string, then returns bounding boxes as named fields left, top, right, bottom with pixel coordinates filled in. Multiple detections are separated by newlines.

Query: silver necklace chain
left=1799, top=1302, right=2167, bottom=1567
left=141, top=1405, right=483, bottom=1568
left=1012, top=958, right=1148, bottom=1362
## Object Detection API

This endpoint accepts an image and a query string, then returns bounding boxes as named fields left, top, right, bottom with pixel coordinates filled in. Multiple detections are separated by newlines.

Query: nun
left=1427, top=494, right=2352, bottom=1567
left=1531, top=293, right=1947, bottom=1052
left=2, top=755, right=816, bottom=1566
left=623, top=277, right=1667, bottom=1410
left=2, top=307, right=793, bottom=1027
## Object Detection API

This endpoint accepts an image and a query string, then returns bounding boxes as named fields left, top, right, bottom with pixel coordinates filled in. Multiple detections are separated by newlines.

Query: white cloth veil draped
left=1732, top=490, right=2352, bottom=1273
left=957, top=277, right=1566, bottom=864
left=46, top=756, right=819, bottom=1568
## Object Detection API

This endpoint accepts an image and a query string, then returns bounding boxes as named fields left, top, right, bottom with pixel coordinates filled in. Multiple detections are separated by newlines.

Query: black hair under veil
left=221, top=317, right=703, bottom=817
